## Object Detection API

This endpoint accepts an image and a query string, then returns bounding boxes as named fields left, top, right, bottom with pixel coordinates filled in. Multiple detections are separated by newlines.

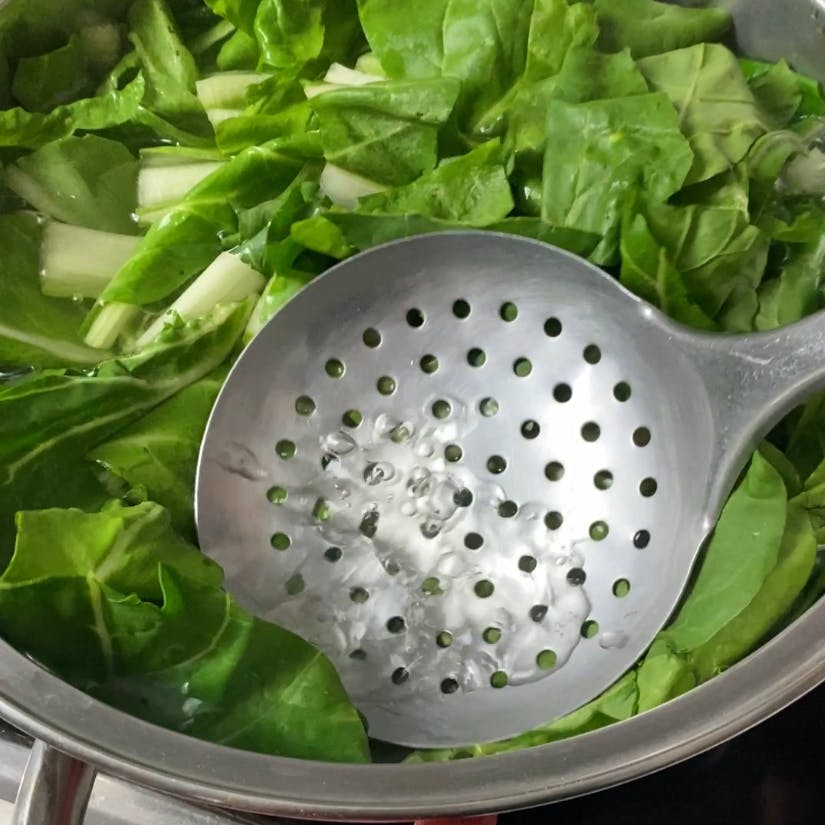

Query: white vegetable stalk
left=137, top=159, right=225, bottom=225
left=135, top=252, right=265, bottom=349
left=305, top=62, right=383, bottom=98
left=84, top=303, right=140, bottom=351
left=319, top=163, right=387, bottom=209
left=40, top=222, right=141, bottom=299
left=195, top=71, right=269, bottom=129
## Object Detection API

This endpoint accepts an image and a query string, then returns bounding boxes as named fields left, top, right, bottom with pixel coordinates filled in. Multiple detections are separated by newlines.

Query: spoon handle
left=672, top=311, right=825, bottom=522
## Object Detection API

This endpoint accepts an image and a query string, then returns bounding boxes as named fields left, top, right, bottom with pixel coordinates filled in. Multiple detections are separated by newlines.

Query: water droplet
left=408, top=467, right=432, bottom=499
left=374, top=414, right=398, bottom=438
left=364, top=461, right=395, bottom=485
left=390, top=422, right=415, bottom=443
left=519, top=502, right=544, bottom=522
left=599, top=631, right=628, bottom=650
left=323, top=430, right=357, bottom=456
left=427, top=479, right=459, bottom=520
left=416, top=438, right=435, bottom=458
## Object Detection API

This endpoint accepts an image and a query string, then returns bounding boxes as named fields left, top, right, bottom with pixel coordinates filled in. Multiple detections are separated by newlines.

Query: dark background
left=500, top=681, right=825, bottom=825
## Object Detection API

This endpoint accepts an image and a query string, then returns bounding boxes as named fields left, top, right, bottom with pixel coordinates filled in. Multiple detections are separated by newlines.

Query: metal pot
left=2, top=1, right=825, bottom=823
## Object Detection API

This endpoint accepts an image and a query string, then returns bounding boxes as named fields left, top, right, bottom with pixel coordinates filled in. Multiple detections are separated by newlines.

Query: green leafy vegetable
left=0, top=212, right=106, bottom=369
left=594, top=0, right=731, bottom=59
left=128, top=0, right=210, bottom=134
left=0, top=72, right=145, bottom=149
left=5, top=135, right=138, bottom=234
left=541, top=92, right=693, bottom=262
left=100, top=141, right=304, bottom=306
left=660, top=452, right=787, bottom=652
left=309, top=78, right=460, bottom=185
left=639, top=44, right=768, bottom=184
left=0, top=0, right=824, bottom=767
left=0, top=500, right=369, bottom=761
left=0, top=300, right=251, bottom=560
left=89, top=368, right=227, bottom=539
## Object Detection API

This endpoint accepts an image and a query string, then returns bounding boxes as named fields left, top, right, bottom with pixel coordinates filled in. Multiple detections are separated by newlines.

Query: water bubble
left=598, top=631, right=628, bottom=650
left=427, top=479, right=459, bottom=521
left=416, top=438, right=436, bottom=458
left=390, top=422, right=415, bottom=443
left=408, top=467, right=432, bottom=499
left=364, top=461, right=396, bottom=485
left=323, top=430, right=357, bottom=456
left=374, top=414, right=399, bottom=438
left=421, top=520, right=442, bottom=539
left=519, top=503, right=544, bottom=522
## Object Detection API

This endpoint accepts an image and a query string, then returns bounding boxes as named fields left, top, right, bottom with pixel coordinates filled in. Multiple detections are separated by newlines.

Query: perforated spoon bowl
left=196, top=231, right=825, bottom=749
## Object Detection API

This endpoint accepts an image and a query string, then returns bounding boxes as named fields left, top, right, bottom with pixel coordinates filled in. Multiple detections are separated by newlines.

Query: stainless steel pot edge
left=1, top=595, right=824, bottom=820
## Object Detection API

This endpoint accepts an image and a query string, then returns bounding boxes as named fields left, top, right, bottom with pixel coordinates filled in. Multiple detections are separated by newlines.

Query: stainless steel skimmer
left=196, top=231, right=825, bottom=749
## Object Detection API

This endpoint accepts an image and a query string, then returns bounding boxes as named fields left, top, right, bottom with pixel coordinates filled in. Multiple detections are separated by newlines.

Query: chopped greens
left=0, top=0, right=823, bottom=764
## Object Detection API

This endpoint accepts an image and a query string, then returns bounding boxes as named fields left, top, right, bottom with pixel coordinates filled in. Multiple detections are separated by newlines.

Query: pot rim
left=1, top=596, right=824, bottom=820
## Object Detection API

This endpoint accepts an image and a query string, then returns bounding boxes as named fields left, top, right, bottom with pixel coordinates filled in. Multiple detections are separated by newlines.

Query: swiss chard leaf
left=0, top=72, right=145, bottom=150
left=101, top=141, right=304, bottom=305
left=254, top=0, right=362, bottom=73
left=0, top=300, right=250, bottom=560
left=690, top=505, right=816, bottom=681
left=357, top=139, right=513, bottom=223
left=88, top=368, right=227, bottom=540
left=309, top=78, right=460, bottom=186
left=619, top=211, right=715, bottom=329
left=755, top=234, right=825, bottom=331
left=11, top=35, right=97, bottom=112
left=5, top=135, right=138, bottom=234
left=660, top=452, right=787, bottom=652
left=128, top=0, right=210, bottom=135
left=540, top=92, right=693, bottom=263
left=638, top=44, right=768, bottom=185
left=0, top=501, right=369, bottom=762
left=0, top=212, right=106, bottom=369
left=594, top=0, right=731, bottom=59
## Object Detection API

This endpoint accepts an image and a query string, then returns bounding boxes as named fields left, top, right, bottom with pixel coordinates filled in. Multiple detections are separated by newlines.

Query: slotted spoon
left=196, top=231, right=825, bottom=749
